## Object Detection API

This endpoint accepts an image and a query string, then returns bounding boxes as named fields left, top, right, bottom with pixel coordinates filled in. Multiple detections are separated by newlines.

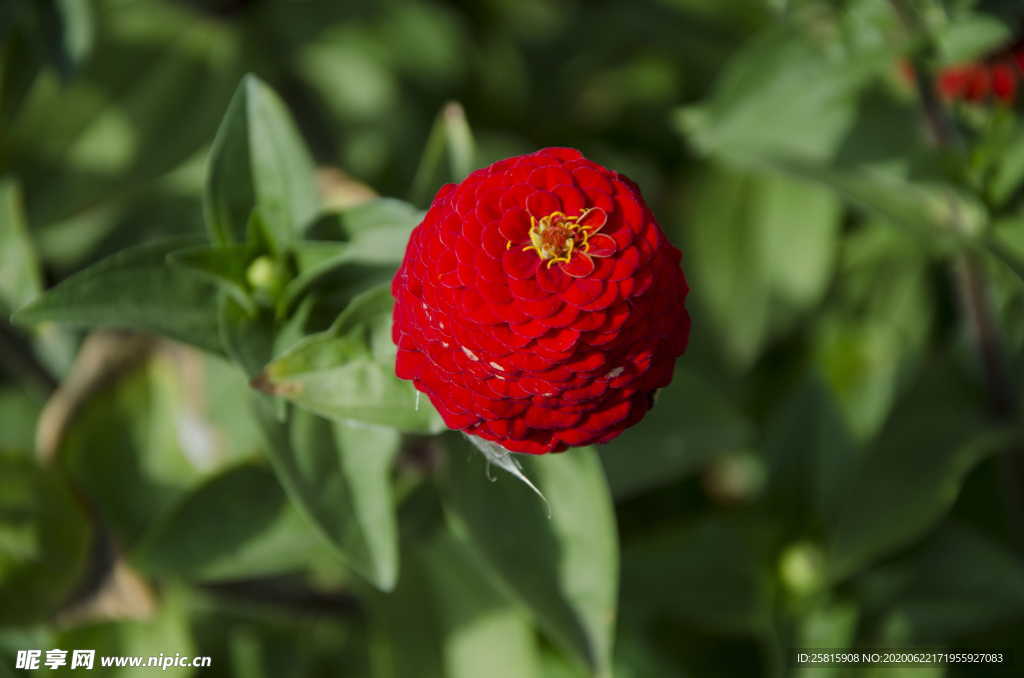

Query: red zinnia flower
left=391, top=148, right=690, bottom=454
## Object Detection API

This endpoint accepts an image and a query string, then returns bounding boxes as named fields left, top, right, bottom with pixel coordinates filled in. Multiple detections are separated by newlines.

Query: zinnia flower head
left=391, top=148, right=690, bottom=454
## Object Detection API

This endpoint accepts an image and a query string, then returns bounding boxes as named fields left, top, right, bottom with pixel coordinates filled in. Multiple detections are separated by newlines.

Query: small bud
left=778, top=542, right=826, bottom=597
left=703, top=451, right=765, bottom=504
left=246, top=256, right=280, bottom=292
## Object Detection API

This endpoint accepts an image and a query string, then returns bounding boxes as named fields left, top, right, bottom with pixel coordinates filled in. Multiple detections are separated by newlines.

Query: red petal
left=498, top=209, right=531, bottom=243
left=518, top=296, right=563, bottom=319
left=611, top=246, right=641, bottom=280
left=528, top=166, right=574, bottom=190
left=538, top=303, right=580, bottom=328
left=552, top=184, right=585, bottom=215
left=502, top=247, right=540, bottom=280
left=508, top=275, right=548, bottom=301
left=535, top=147, right=584, bottom=163
left=579, top=280, right=619, bottom=311
left=499, top=184, right=536, bottom=211
left=573, top=167, right=613, bottom=193
left=526, top=190, right=560, bottom=218
left=535, top=264, right=572, bottom=293
left=563, top=278, right=604, bottom=307
left=535, top=327, right=581, bottom=353
left=559, top=250, right=595, bottom=278
left=481, top=224, right=509, bottom=258
left=586, top=233, right=617, bottom=257
left=578, top=207, right=608, bottom=233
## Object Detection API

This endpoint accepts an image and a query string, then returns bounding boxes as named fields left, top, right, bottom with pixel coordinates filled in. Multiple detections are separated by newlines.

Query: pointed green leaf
left=258, top=285, right=445, bottom=434
left=11, top=238, right=224, bottom=355
left=205, top=74, right=320, bottom=250
left=411, top=102, right=476, bottom=205
left=252, top=398, right=401, bottom=590
left=0, top=178, right=42, bottom=312
left=441, top=436, right=618, bottom=676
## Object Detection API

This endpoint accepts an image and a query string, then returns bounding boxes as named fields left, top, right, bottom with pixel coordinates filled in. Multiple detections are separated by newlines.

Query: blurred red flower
left=936, top=38, right=1024, bottom=103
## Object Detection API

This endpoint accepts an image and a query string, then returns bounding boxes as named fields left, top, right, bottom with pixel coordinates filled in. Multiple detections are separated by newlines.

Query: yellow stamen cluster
left=514, top=209, right=599, bottom=268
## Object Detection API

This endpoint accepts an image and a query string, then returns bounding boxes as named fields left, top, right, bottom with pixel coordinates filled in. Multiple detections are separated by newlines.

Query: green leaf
left=935, top=13, right=1011, bottom=65
left=821, top=363, right=1012, bottom=579
left=677, top=2, right=901, bottom=165
left=441, top=436, right=618, bottom=676
left=135, top=462, right=331, bottom=581
left=371, top=530, right=541, bottom=678
left=680, top=164, right=840, bottom=370
left=307, top=198, right=422, bottom=264
left=205, top=74, right=320, bottom=250
left=620, top=516, right=769, bottom=634
left=858, top=523, right=1024, bottom=641
left=57, top=588, right=195, bottom=678
left=420, top=532, right=542, bottom=678
left=599, top=367, right=752, bottom=499
left=219, top=294, right=277, bottom=379
left=258, top=285, right=445, bottom=434
left=813, top=223, right=932, bottom=439
left=10, top=5, right=242, bottom=229
left=0, top=450, right=91, bottom=625
left=56, top=349, right=224, bottom=551
left=0, top=178, right=42, bottom=312
left=252, top=399, right=402, bottom=590
left=770, top=155, right=986, bottom=244
left=12, top=237, right=224, bottom=355
left=411, top=102, right=476, bottom=206
left=763, top=379, right=857, bottom=526
left=168, top=244, right=255, bottom=316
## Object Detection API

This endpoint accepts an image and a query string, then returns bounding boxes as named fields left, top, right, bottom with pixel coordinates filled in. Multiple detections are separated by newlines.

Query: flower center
left=522, top=210, right=597, bottom=267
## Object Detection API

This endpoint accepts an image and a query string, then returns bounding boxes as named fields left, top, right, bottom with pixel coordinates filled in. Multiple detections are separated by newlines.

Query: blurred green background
left=4, top=0, right=1024, bottom=676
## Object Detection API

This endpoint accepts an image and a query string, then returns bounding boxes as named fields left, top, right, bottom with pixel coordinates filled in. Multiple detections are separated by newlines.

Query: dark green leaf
left=12, top=238, right=224, bottom=355
left=600, top=367, right=752, bottom=499
left=258, top=285, right=445, bottom=434
left=253, top=399, right=401, bottom=590
left=814, top=223, right=932, bottom=439
left=822, top=363, right=1012, bottom=579
left=219, top=295, right=276, bottom=379
left=441, top=436, right=618, bottom=675
left=620, top=516, right=769, bottom=634
left=135, top=462, right=331, bottom=581
left=204, top=74, right=320, bottom=250
left=0, top=450, right=91, bottom=625
left=56, top=348, right=225, bottom=551
left=858, top=523, right=1024, bottom=641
